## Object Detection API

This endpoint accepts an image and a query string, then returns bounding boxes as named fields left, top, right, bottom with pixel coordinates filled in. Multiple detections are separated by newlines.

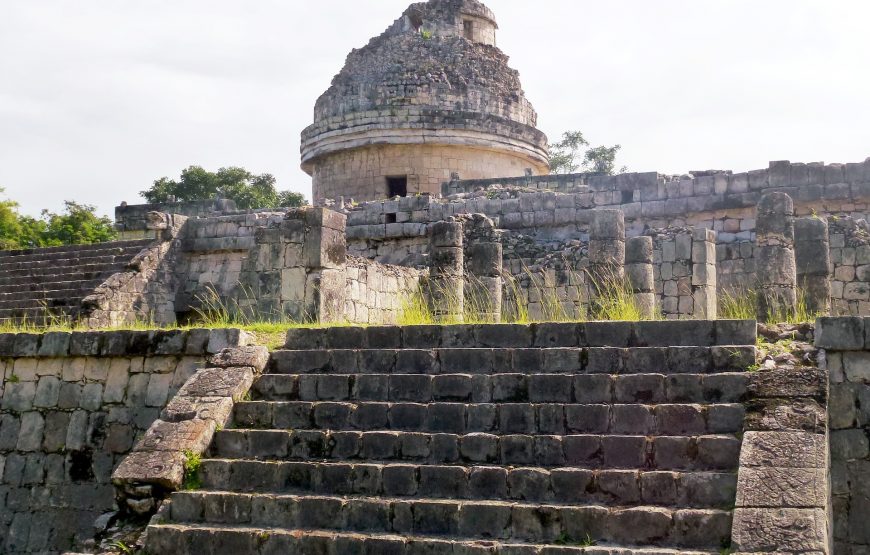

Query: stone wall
left=0, top=329, right=249, bottom=554
left=344, top=256, right=423, bottom=325
left=816, top=317, right=870, bottom=553
left=115, top=199, right=237, bottom=240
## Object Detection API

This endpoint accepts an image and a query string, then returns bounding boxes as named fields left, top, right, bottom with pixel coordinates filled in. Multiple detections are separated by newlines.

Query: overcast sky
left=1, top=1, right=868, bottom=217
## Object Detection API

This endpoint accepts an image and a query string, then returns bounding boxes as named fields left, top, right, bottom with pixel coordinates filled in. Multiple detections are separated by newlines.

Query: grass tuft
left=182, top=449, right=202, bottom=490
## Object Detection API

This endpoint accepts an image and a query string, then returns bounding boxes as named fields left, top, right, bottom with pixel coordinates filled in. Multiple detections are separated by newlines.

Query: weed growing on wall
left=182, top=449, right=202, bottom=490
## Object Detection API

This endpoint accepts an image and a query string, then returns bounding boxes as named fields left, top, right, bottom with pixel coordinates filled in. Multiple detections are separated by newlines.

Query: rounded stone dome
left=301, top=0, right=549, bottom=202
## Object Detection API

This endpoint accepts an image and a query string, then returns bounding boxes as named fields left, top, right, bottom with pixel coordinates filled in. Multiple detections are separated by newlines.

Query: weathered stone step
left=197, top=459, right=737, bottom=509
left=0, top=273, right=109, bottom=288
left=285, top=320, right=755, bottom=350
left=0, top=239, right=150, bottom=259
left=233, top=401, right=744, bottom=436
left=0, top=295, right=87, bottom=310
left=145, top=522, right=721, bottom=554
left=252, top=372, right=749, bottom=404
left=0, top=262, right=126, bottom=279
left=212, top=430, right=741, bottom=470
left=268, top=346, right=755, bottom=376
left=0, top=281, right=102, bottom=303
left=164, top=490, right=732, bottom=548
left=0, top=253, right=140, bottom=273
left=0, top=307, right=75, bottom=324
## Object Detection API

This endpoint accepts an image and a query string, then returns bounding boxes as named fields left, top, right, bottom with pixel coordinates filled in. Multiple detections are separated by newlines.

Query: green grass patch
left=182, top=449, right=202, bottom=490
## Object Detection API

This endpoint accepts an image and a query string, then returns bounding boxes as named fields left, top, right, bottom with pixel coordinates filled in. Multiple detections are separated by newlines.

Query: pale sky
left=1, top=1, right=868, bottom=217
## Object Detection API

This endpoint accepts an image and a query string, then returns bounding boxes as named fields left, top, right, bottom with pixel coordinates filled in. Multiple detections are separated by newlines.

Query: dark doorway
left=463, top=19, right=474, bottom=40
left=386, top=176, right=408, bottom=198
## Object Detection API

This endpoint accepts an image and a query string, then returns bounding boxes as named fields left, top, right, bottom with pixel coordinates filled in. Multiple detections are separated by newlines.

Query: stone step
left=284, top=320, right=755, bottom=350
left=267, top=346, right=755, bottom=376
left=0, top=252, right=139, bottom=272
left=197, top=459, right=737, bottom=509
left=145, top=522, right=722, bottom=554
left=0, top=262, right=126, bottom=280
left=252, top=372, right=749, bottom=404
left=0, top=307, right=76, bottom=324
left=0, top=281, right=102, bottom=303
left=233, top=401, right=745, bottom=436
left=211, top=430, right=741, bottom=470
left=0, top=239, right=150, bottom=259
left=0, top=295, right=88, bottom=310
left=0, top=272, right=110, bottom=287
left=163, top=491, right=732, bottom=548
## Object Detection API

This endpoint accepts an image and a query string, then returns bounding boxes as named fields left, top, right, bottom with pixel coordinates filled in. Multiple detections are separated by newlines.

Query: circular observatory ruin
left=300, top=0, right=549, bottom=203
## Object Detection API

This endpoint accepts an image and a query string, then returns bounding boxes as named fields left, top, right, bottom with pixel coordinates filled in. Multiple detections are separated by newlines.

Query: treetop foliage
left=142, top=166, right=307, bottom=210
left=0, top=189, right=117, bottom=250
left=548, top=130, right=626, bottom=176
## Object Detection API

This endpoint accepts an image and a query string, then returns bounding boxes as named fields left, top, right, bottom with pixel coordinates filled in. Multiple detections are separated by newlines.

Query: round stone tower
left=301, top=0, right=549, bottom=203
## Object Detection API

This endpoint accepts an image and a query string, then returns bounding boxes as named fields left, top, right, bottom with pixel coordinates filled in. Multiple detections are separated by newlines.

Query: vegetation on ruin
left=548, top=130, right=626, bottom=175
left=719, top=287, right=822, bottom=324
left=0, top=190, right=117, bottom=249
left=142, top=165, right=307, bottom=209
left=181, top=449, right=203, bottom=490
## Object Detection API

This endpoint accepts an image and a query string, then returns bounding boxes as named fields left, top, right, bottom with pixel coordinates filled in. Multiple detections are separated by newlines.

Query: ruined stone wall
left=115, top=200, right=238, bottom=241
left=816, top=317, right=870, bottom=553
left=344, top=256, right=423, bottom=325
left=175, top=212, right=285, bottom=314
left=0, top=329, right=247, bottom=554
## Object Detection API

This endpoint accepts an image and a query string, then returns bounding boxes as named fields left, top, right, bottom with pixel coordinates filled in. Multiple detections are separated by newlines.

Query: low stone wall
left=816, top=317, right=870, bottom=552
left=344, top=256, right=423, bottom=325
left=0, top=329, right=250, bottom=554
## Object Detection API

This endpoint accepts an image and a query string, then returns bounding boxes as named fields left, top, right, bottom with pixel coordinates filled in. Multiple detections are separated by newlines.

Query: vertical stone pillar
left=466, top=241, right=503, bottom=322
left=795, top=217, right=832, bottom=315
left=588, top=210, right=626, bottom=312
left=235, top=207, right=347, bottom=323
left=302, top=207, right=347, bottom=323
left=625, top=236, right=656, bottom=318
left=756, top=192, right=797, bottom=321
left=429, top=219, right=464, bottom=322
left=692, top=227, right=718, bottom=319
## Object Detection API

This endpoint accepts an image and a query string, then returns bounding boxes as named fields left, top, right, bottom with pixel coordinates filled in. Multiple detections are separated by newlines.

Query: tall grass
left=397, top=267, right=657, bottom=325
left=719, top=286, right=822, bottom=323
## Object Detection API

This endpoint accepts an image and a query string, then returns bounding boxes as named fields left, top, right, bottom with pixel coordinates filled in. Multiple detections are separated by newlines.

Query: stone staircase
left=144, top=321, right=755, bottom=554
left=0, top=239, right=152, bottom=324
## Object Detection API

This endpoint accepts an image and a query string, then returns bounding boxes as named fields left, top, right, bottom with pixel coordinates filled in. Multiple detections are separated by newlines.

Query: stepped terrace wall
left=0, top=328, right=250, bottom=554
left=816, top=317, right=870, bottom=552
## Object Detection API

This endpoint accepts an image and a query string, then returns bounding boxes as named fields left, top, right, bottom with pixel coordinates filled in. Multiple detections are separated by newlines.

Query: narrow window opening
left=463, top=19, right=474, bottom=40
left=621, top=190, right=634, bottom=203
left=385, top=213, right=397, bottom=224
left=386, top=176, right=408, bottom=198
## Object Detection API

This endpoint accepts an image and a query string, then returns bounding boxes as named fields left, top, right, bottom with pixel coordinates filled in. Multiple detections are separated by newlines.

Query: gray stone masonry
left=428, top=219, right=464, bottom=322
left=692, top=227, right=718, bottom=319
left=112, top=345, right=268, bottom=516
left=144, top=319, right=758, bottom=553
left=0, top=329, right=251, bottom=555
left=588, top=209, right=626, bottom=312
left=756, top=192, right=798, bottom=321
left=234, top=207, right=347, bottom=323
left=795, top=216, right=833, bottom=315
left=462, top=214, right=503, bottom=322
left=815, top=316, right=870, bottom=552
left=626, top=236, right=656, bottom=318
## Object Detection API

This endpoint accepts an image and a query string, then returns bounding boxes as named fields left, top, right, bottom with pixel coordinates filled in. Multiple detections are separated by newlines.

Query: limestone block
left=160, top=396, right=234, bottom=425
left=732, top=508, right=828, bottom=552
left=735, top=467, right=827, bottom=508
left=16, top=411, right=44, bottom=451
left=146, top=373, right=173, bottom=407
left=33, top=376, right=61, bottom=408
left=626, top=236, right=653, bottom=264
left=208, top=346, right=269, bottom=372
left=843, top=351, right=870, bottom=382
left=2, top=382, right=36, bottom=411
left=206, top=329, right=254, bottom=354
left=134, top=418, right=216, bottom=453
left=112, top=450, right=186, bottom=490
left=37, top=332, right=70, bottom=357
left=176, top=367, right=254, bottom=400
left=739, top=431, right=826, bottom=468
left=815, top=317, right=863, bottom=350
left=430, top=221, right=463, bottom=248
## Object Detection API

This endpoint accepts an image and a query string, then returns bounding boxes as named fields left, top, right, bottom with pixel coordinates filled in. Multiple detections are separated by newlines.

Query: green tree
left=548, top=130, right=626, bottom=176
left=0, top=189, right=116, bottom=249
left=38, top=201, right=117, bottom=246
left=142, top=166, right=308, bottom=209
left=0, top=189, right=24, bottom=249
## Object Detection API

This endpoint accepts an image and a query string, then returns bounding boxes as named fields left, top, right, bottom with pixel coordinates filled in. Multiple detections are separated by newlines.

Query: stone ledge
left=284, top=320, right=757, bottom=350
left=0, top=328, right=253, bottom=358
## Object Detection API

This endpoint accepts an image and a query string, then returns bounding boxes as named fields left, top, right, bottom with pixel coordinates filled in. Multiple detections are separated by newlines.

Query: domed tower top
left=301, top=0, right=549, bottom=202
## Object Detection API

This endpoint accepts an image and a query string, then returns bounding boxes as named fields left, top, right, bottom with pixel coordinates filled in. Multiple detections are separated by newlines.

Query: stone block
left=736, top=467, right=827, bottom=508
left=112, top=449, right=187, bottom=490
left=135, top=418, right=216, bottom=453
left=16, top=411, right=44, bottom=451
left=177, top=367, right=254, bottom=400
left=740, top=431, right=826, bottom=468
left=732, top=507, right=828, bottom=552
left=208, top=346, right=269, bottom=371
left=815, top=317, right=863, bottom=350
left=37, top=332, right=70, bottom=357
